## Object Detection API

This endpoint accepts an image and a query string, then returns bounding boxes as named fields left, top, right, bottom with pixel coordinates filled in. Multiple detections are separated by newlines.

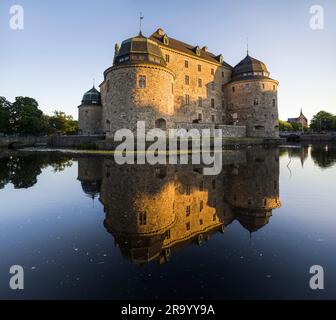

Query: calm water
left=0, top=144, right=336, bottom=300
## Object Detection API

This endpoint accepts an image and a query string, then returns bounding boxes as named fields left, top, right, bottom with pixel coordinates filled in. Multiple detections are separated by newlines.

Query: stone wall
left=0, top=136, right=48, bottom=148
left=48, top=135, right=105, bottom=147
left=226, top=78, right=279, bottom=137
left=172, top=123, right=246, bottom=137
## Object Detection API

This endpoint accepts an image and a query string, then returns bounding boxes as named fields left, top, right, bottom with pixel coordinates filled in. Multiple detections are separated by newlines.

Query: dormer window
left=195, top=46, right=201, bottom=56
left=163, top=34, right=169, bottom=45
left=217, top=54, right=224, bottom=64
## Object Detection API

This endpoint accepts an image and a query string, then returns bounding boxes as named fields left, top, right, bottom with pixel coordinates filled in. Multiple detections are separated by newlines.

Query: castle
left=78, top=28, right=279, bottom=138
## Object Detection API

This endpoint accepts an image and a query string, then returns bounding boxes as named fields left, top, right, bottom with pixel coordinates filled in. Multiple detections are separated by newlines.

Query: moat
left=0, top=144, right=336, bottom=299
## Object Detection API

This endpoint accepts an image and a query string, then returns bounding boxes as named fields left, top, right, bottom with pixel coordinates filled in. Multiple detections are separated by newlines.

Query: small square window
left=165, top=54, right=170, bottom=63
left=211, top=99, right=215, bottom=108
left=232, top=86, right=235, bottom=93
left=211, top=68, right=215, bottom=75
left=198, top=64, right=202, bottom=72
left=186, top=222, right=191, bottom=231
left=185, top=75, right=190, bottom=85
left=185, top=60, right=189, bottom=68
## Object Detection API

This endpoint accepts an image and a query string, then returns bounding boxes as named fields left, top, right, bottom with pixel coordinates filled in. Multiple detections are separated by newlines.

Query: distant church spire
left=92, top=78, right=95, bottom=88
left=300, top=107, right=303, bottom=116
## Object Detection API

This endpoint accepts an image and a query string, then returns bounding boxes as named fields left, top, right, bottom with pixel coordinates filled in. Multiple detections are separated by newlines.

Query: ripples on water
left=0, top=144, right=335, bottom=299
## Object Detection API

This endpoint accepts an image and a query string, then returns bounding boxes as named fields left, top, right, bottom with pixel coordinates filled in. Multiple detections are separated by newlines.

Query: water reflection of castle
left=77, top=147, right=281, bottom=264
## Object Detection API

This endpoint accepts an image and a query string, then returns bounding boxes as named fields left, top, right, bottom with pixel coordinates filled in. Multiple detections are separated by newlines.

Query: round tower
left=78, top=86, right=102, bottom=135
left=100, top=33, right=175, bottom=138
left=226, top=54, right=279, bottom=137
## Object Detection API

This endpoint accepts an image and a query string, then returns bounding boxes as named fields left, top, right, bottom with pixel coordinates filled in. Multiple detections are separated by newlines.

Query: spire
left=139, top=12, right=144, bottom=36
left=300, top=107, right=303, bottom=116
left=92, top=78, right=95, bottom=89
left=246, top=37, right=249, bottom=56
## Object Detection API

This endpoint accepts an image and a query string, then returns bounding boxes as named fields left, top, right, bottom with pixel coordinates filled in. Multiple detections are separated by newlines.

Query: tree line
left=279, top=111, right=336, bottom=132
left=0, top=96, right=78, bottom=135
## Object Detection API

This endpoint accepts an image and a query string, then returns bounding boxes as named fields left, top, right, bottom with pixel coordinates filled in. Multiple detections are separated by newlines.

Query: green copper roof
left=231, top=54, right=269, bottom=80
left=114, top=33, right=166, bottom=67
left=81, top=86, right=101, bottom=106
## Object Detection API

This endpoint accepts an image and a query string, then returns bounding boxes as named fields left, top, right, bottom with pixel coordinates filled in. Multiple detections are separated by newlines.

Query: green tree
left=48, top=111, right=78, bottom=135
left=0, top=97, right=12, bottom=134
left=9, top=97, right=48, bottom=135
left=279, top=120, right=293, bottom=132
left=310, top=111, right=336, bottom=132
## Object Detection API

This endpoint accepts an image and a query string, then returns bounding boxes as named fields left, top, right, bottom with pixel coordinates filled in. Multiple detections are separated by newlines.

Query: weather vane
left=139, top=12, right=144, bottom=35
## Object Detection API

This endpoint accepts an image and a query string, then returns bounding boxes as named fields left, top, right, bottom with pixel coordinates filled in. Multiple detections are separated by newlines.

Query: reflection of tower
left=100, top=162, right=176, bottom=264
left=100, top=161, right=235, bottom=264
left=224, top=147, right=281, bottom=233
left=77, top=158, right=103, bottom=200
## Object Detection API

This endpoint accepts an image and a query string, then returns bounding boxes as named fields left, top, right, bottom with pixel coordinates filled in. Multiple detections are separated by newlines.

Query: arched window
left=155, top=118, right=167, bottom=130
left=139, top=212, right=147, bottom=226
left=138, top=75, right=146, bottom=88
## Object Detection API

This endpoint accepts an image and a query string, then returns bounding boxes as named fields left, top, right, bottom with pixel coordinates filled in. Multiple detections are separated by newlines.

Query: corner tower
left=100, top=33, right=175, bottom=138
left=226, top=54, right=279, bottom=137
left=78, top=86, right=102, bottom=135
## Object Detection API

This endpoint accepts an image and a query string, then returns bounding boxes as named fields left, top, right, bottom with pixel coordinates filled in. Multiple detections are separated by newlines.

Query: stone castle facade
left=78, top=28, right=279, bottom=138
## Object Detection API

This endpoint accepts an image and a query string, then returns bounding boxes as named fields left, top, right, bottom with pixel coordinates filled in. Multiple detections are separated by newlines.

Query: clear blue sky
left=1, top=0, right=335, bottom=121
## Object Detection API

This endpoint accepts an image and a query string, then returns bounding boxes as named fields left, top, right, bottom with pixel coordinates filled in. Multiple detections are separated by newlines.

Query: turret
left=78, top=86, right=102, bottom=135
left=226, top=54, right=279, bottom=137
